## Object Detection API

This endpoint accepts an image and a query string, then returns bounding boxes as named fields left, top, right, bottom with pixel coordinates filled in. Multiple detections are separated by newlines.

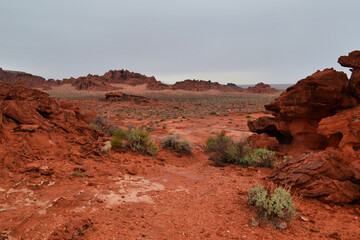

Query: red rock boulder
left=338, top=50, right=360, bottom=101
left=265, top=68, right=356, bottom=121
left=249, top=53, right=360, bottom=204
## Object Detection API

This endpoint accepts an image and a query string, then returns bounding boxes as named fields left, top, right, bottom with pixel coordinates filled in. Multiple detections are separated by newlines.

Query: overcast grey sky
left=1, top=0, right=359, bottom=84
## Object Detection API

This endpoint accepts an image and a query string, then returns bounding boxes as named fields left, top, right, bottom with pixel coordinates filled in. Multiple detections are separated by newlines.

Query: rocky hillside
left=0, top=68, right=47, bottom=88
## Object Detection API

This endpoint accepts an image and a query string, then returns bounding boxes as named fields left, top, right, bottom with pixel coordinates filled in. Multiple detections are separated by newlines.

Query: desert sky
left=1, top=0, right=359, bottom=84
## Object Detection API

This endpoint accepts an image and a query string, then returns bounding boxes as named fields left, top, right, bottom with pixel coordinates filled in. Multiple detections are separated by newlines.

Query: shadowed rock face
left=338, top=50, right=360, bottom=101
left=248, top=51, right=360, bottom=204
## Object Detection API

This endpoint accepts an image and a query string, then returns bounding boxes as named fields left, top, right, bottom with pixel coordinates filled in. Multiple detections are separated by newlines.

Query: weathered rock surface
left=249, top=51, right=360, bottom=204
left=271, top=149, right=360, bottom=204
left=247, top=133, right=279, bottom=151
left=0, top=82, right=102, bottom=173
left=317, top=106, right=360, bottom=163
left=338, top=50, right=360, bottom=101
left=265, top=68, right=356, bottom=121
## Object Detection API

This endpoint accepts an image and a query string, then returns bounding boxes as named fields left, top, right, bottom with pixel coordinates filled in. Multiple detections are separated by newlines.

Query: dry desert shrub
left=205, top=131, right=276, bottom=167
left=111, top=128, right=157, bottom=156
left=162, top=135, right=192, bottom=155
left=248, top=185, right=296, bottom=220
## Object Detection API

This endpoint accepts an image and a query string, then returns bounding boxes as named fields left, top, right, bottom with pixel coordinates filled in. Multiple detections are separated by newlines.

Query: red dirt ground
left=1, top=94, right=360, bottom=240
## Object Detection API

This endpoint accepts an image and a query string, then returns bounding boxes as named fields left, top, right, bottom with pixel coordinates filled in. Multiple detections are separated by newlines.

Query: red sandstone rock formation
left=255, top=68, right=357, bottom=149
left=170, top=79, right=244, bottom=92
left=0, top=82, right=102, bottom=171
left=266, top=69, right=357, bottom=121
left=248, top=51, right=360, bottom=204
left=247, top=82, right=279, bottom=94
left=0, top=68, right=47, bottom=88
left=338, top=50, right=360, bottom=101
left=105, top=91, right=153, bottom=104
left=60, top=70, right=169, bottom=91
left=103, top=70, right=162, bottom=86
left=70, top=75, right=118, bottom=91
left=1, top=67, right=280, bottom=93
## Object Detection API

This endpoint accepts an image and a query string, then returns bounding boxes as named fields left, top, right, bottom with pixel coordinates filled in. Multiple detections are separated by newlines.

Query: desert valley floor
left=0, top=84, right=359, bottom=240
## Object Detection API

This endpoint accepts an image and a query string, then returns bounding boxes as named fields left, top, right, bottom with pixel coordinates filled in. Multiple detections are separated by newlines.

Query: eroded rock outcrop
left=247, top=82, right=279, bottom=94
left=0, top=68, right=47, bottom=89
left=171, top=79, right=244, bottom=92
left=271, top=149, right=360, bottom=205
left=338, top=50, right=360, bottom=101
left=102, top=69, right=165, bottom=89
left=70, top=75, right=118, bottom=91
left=265, top=69, right=357, bottom=121
left=105, top=91, right=153, bottom=104
left=0, top=82, right=102, bottom=173
left=250, top=68, right=357, bottom=150
left=248, top=51, right=360, bottom=204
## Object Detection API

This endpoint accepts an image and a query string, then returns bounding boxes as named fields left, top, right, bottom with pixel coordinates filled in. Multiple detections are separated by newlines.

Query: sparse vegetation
left=89, top=115, right=119, bottom=135
left=72, top=167, right=86, bottom=178
left=111, top=128, right=158, bottom=156
left=248, top=185, right=296, bottom=220
left=205, top=131, right=276, bottom=167
left=90, top=115, right=107, bottom=130
left=162, top=135, right=192, bottom=155
left=240, top=148, right=276, bottom=168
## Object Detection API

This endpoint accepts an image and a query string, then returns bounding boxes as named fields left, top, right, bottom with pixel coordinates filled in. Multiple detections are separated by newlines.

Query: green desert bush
left=239, top=148, right=276, bottom=168
left=205, top=131, right=276, bottom=167
left=162, top=135, right=191, bottom=155
left=248, top=185, right=296, bottom=220
left=111, top=128, right=158, bottom=156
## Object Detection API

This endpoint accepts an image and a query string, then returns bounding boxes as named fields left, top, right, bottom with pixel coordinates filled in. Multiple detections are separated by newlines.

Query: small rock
left=300, top=216, right=309, bottom=222
left=309, top=227, right=320, bottom=233
left=126, top=164, right=138, bottom=175
left=25, top=162, right=41, bottom=172
left=275, top=222, right=287, bottom=230
left=324, top=205, right=332, bottom=210
left=15, top=124, right=39, bottom=132
left=101, top=141, right=112, bottom=154
left=39, top=165, right=54, bottom=175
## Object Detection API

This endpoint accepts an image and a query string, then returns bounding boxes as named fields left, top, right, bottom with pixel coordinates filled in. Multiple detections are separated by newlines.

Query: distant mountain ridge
left=0, top=67, right=279, bottom=93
